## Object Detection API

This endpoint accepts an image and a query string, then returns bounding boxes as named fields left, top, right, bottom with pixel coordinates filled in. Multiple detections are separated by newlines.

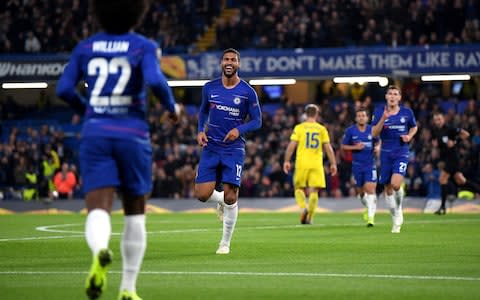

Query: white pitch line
left=0, top=270, right=478, bottom=282
left=0, top=218, right=477, bottom=242
left=0, top=235, right=84, bottom=242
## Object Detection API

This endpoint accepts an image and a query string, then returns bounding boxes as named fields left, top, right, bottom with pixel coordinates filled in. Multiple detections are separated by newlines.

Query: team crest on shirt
left=368, top=134, right=372, bottom=140
left=400, top=117, right=406, bottom=123
left=233, top=97, right=241, bottom=105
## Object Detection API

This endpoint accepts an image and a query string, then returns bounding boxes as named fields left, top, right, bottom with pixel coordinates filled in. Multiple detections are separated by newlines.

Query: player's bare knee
left=391, top=183, right=402, bottom=191
left=194, top=186, right=210, bottom=202
left=224, top=192, right=237, bottom=205
left=195, top=192, right=209, bottom=202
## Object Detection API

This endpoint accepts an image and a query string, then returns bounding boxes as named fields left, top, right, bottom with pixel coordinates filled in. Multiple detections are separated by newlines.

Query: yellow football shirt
left=290, top=121, right=330, bottom=169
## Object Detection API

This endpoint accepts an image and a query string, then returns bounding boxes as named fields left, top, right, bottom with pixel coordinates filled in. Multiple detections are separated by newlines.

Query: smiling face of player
left=221, top=51, right=240, bottom=78
left=385, top=87, right=401, bottom=109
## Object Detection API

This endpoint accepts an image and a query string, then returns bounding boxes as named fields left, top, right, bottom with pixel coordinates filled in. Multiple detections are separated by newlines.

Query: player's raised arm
left=371, top=107, right=388, bottom=137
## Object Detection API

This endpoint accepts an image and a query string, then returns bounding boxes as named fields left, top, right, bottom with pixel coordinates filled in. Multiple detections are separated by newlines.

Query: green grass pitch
left=0, top=212, right=479, bottom=300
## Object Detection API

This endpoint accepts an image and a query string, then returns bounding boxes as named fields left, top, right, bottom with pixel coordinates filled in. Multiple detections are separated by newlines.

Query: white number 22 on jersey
left=87, top=57, right=132, bottom=106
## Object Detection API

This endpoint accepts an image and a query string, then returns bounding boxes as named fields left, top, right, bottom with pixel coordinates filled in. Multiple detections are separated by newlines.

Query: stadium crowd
left=0, top=0, right=219, bottom=54
left=1, top=81, right=479, bottom=201
left=216, top=0, right=480, bottom=50
left=1, top=0, right=480, bottom=54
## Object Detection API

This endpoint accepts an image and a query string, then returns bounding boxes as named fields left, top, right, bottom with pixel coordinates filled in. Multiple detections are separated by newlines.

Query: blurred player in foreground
left=283, top=104, right=337, bottom=224
left=56, top=0, right=180, bottom=298
left=341, top=107, right=379, bottom=227
left=194, top=48, right=262, bottom=255
left=372, top=86, right=417, bottom=233
left=432, top=112, right=480, bottom=214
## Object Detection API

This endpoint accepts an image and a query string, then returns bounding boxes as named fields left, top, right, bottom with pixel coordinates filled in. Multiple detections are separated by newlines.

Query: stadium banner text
left=1, top=46, right=479, bottom=81
left=179, top=45, right=480, bottom=79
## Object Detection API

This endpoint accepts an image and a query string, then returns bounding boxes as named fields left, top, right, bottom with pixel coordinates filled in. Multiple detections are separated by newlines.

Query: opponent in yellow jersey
left=283, top=104, right=337, bottom=224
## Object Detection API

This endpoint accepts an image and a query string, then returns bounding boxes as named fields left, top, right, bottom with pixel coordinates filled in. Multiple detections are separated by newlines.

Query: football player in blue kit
left=56, top=0, right=180, bottom=299
left=372, top=85, right=417, bottom=233
left=194, top=48, right=262, bottom=255
left=341, top=107, right=379, bottom=227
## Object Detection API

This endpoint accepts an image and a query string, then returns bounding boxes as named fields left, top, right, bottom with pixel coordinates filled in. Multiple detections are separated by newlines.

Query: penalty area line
left=0, top=270, right=479, bottom=282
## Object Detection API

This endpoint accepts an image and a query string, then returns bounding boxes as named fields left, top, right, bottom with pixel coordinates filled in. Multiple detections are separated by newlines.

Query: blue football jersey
left=372, top=106, right=416, bottom=154
left=56, top=32, right=176, bottom=140
left=198, top=78, right=262, bottom=151
left=342, top=124, right=377, bottom=170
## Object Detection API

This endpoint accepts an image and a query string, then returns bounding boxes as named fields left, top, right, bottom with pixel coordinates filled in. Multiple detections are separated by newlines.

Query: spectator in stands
left=13, top=155, right=28, bottom=191
left=23, top=164, right=39, bottom=201
left=24, top=31, right=41, bottom=52
left=404, top=164, right=424, bottom=197
left=39, top=145, right=60, bottom=199
left=53, top=162, right=77, bottom=199
left=151, top=165, right=173, bottom=198
left=422, top=162, right=441, bottom=206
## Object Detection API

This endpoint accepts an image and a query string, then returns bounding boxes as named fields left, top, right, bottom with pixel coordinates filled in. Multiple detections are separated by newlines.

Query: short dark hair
left=222, top=48, right=240, bottom=61
left=355, top=106, right=368, bottom=115
left=387, top=85, right=401, bottom=94
left=91, top=0, right=149, bottom=34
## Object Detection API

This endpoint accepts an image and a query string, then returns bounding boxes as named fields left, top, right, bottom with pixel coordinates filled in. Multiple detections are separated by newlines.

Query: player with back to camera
left=194, top=48, right=262, bottom=255
left=372, top=85, right=417, bottom=233
left=432, top=112, right=480, bottom=214
left=56, top=0, right=180, bottom=299
left=283, top=104, right=337, bottom=224
left=341, top=107, right=379, bottom=227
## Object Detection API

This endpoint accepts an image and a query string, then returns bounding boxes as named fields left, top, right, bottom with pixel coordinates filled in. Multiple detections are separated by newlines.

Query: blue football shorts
left=352, top=167, right=377, bottom=187
left=79, top=136, right=152, bottom=195
left=195, top=147, right=245, bottom=187
left=378, top=151, right=409, bottom=184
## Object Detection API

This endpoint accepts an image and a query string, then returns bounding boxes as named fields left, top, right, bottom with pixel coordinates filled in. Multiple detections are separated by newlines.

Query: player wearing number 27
left=283, top=104, right=337, bottom=225
left=372, top=85, right=417, bottom=233
left=56, top=0, right=180, bottom=299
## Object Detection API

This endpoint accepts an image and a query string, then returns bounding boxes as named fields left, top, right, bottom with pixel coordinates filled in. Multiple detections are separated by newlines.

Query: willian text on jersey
left=57, top=32, right=176, bottom=141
